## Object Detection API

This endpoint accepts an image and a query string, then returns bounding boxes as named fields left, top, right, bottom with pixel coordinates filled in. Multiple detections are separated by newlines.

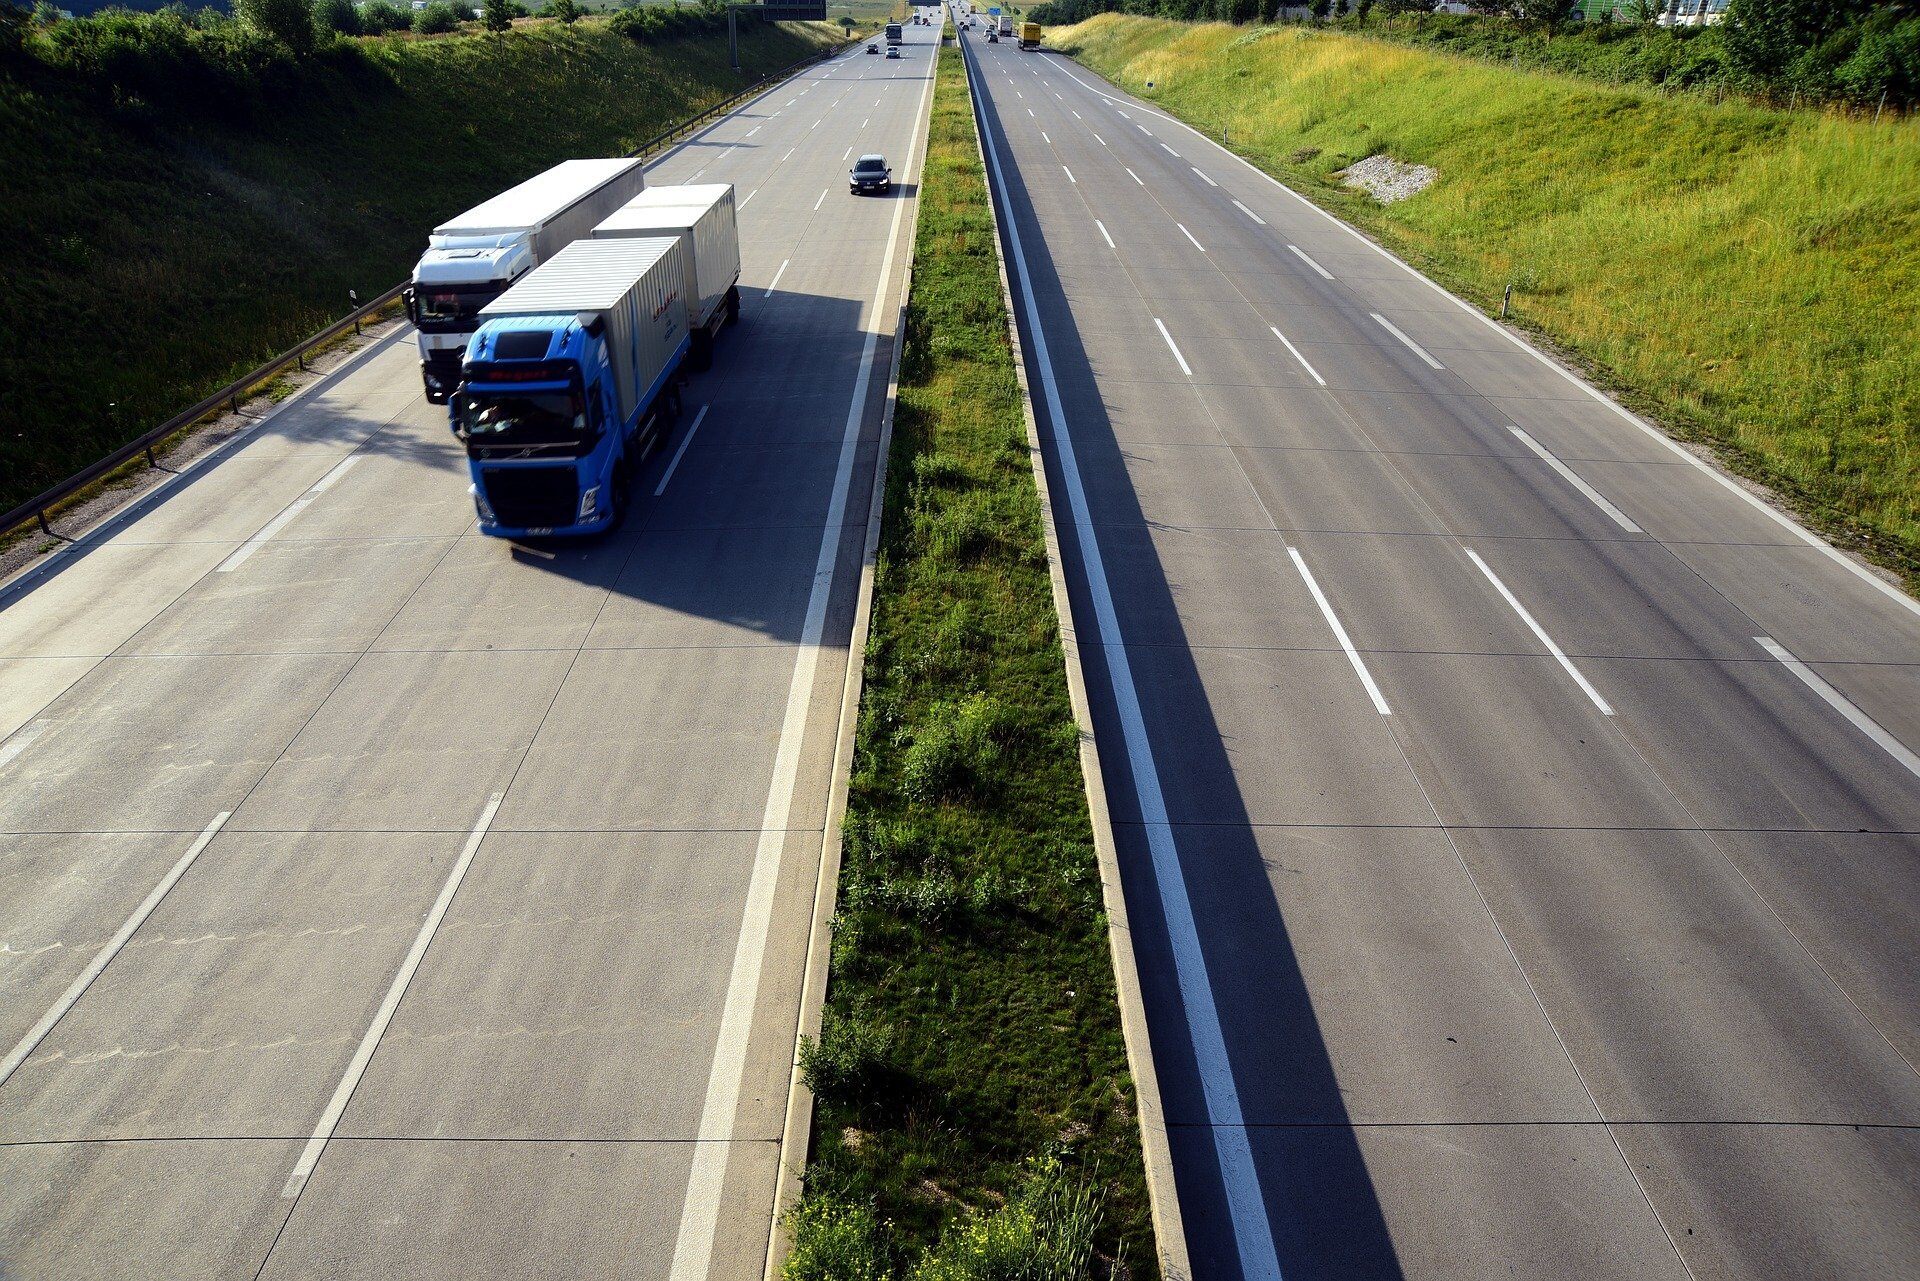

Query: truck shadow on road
left=974, top=79, right=1408, bottom=1281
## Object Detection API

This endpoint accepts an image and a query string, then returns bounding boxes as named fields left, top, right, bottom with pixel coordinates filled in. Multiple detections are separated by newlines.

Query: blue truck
left=454, top=236, right=690, bottom=538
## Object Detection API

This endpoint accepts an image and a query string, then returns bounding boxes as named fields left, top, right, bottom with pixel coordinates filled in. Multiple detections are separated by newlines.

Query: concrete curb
left=760, top=37, right=939, bottom=1280
left=958, top=33, right=1192, bottom=1281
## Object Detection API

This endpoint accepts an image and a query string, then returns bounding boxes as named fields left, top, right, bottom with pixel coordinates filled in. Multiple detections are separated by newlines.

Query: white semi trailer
left=406, top=158, right=646, bottom=403
left=592, top=184, right=742, bottom=370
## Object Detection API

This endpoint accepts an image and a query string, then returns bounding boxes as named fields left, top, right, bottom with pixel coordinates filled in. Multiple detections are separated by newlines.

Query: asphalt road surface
left=0, top=21, right=938, bottom=1279
left=962, top=26, right=1920, bottom=1281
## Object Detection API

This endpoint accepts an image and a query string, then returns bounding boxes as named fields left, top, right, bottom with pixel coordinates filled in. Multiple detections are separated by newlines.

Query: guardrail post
left=37, top=510, right=54, bottom=538
left=145, top=445, right=158, bottom=469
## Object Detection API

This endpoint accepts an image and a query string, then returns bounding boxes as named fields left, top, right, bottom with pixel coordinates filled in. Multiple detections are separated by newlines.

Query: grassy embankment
left=783, top=43, right=1153, bottom=1280
left=1050, top=15, right=1920, bottom=583
left=0, top=17, right=842, bottom=515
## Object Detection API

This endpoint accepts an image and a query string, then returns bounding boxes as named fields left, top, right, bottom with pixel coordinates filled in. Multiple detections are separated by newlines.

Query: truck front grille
left=481, top=465, right=577, bottom=530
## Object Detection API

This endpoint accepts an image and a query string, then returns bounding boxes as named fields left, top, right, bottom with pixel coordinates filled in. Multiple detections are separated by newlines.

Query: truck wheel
left=725, top=285, right=742, bottom=326
left=607, top=461, right=631, bottom=532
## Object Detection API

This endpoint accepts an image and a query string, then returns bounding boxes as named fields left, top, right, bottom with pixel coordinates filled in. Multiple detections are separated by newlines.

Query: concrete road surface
left=962, top=27, right=1920, bottom=1281
left=0, top=20, right=939, bottom=1279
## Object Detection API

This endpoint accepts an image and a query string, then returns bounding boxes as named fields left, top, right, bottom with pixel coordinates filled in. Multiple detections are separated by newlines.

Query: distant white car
left=886, top=45, right=902, bottom=58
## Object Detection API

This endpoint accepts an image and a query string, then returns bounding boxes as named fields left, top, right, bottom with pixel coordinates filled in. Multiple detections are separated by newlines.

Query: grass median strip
left=783, top=43, right=1155, bottom=1280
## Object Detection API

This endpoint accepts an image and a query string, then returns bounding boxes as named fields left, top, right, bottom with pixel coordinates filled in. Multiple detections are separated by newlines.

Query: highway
left=963, top=25, right=1920, bottom=1281
left=0, top=20, right=938, bottom=1279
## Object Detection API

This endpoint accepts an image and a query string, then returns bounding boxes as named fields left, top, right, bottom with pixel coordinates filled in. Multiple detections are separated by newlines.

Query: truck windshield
left=415, top=284, right=502, bottom=334
left=455, top=391, right=588, bottom=450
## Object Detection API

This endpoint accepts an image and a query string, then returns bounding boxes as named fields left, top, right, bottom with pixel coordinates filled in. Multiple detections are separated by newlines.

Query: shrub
left=483, top=0, right=512, bottom=31
left=900, top=694, right=1007, bottom=802
left=313, top=0, right=360, bottom=36
left=237, top=0, right=315, bottom=52
left=544, top=0, right=579, bottom=19
left=910, top=1159, right=1107, bottom=1281
left=414, top=0, right=461, bottom=32
left=782, top=1196, right=895, bottom=1281
left=797, top=1007, right=899, bottom=1107
left=360, top=0, right=412, bottom=32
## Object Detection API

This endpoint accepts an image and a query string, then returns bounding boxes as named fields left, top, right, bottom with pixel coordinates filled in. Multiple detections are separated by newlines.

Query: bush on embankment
left=1050, top=13, right=1920, bottom=580
left=0, top=12, right=840, bottom=514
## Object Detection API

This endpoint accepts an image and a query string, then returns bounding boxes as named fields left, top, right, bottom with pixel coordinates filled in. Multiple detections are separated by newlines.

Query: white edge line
left=1153, top=318, right=1192, bottom=376
left=1287, top=547, right=1390, bottom=715
left=1756, top=637, right=1920, bottom=779
left=281, top=794, right=503, bottom=1199
left=1095, top=219, right=1115, bottom=250
left=0, top=811, right=232, bottom=1089
left=1042, top=55, right=1920, bottom=622
left=654, top=404, right=711, bottom=495
left=1509, top=427, right=1642, bottom=533
left=1465, top=548, right=1613, bottom=715
left=966, top=45, right=1282, bottom=1281
left=668, top=46, right=936, bottom=1281
left=1370, top=312, right=1445, bottom=371
left=1271, top=327, right=1326, bottom=387
left=1286, top=243, right=1334, bottom=281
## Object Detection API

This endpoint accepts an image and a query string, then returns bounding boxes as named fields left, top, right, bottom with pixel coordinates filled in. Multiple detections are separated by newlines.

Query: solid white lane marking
left=218, top=455, right=360, bottom=572
left=1509, top=427, right=1642, bottom=533
left=1177, top=223, right=1206, bottom=253
left=1371, top=312, right=1445, bottom=370
left=964, top=47, right=1283, bottom=1281
left=1192, top=166, right=1217, bottom=186
left=1126, top=167, right=1144, bottom=185
left=1063, top=165, right=1076, bottom=183
left=0, top=718, right=48, bottom=772
left=1287, top=244, right=1334, bottom=280
left=282, top=795, right=502, bottom=1199
left=1093, top=132, right=1107, bottom=146
left=814, top=187, right=828, bottom=210
left=1757, top=637, right=1920, bottom=779
left=1233, top=199, right=1267, bottom=225
left=1271, top=327, right=1326, bottom=387
left=764, top=259, right=790, bottom=298
left=1288, top=548, right=1391, bottom=714
left=1096, top=219, right=1115, bottom=249
left=654, top=405, right=711, bottom=495
left=740, top=189, right=757, bottom=209
left=668, top=46, right=936, bottom=1281
left=1153, top=318, right=1192, bottom=375
left=1466, top=549, right=1613, bottom=715
left=0, top=811, right=233, bottom=1090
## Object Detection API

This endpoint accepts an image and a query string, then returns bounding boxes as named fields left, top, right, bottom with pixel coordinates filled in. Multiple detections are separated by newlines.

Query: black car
left=867, top=42, right=878, bottom=52
left=850, top=154, right=892, bottom=195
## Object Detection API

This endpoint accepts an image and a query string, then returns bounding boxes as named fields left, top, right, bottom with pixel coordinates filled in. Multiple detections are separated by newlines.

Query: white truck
left=592, top=184, right=742, bottom=370
left=406, top=158, right=646, bottom=404
left=996, top=14, right=1012, bottom=36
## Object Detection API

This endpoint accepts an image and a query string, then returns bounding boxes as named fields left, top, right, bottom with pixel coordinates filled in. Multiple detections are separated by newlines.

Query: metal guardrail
left=1, top=35, right=854, bottom=548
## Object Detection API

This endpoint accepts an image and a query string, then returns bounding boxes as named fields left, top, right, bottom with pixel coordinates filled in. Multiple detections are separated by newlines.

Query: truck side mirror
left=402, top=287, right=417, bottom=326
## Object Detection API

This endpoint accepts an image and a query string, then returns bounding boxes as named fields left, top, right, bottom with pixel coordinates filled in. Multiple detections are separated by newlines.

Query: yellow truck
left=1019, top=20, right=1040, bottom=48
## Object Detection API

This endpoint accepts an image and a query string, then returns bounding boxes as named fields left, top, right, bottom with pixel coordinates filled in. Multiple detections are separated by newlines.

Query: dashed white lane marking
left=1509, top=427, right=1643, bottom=533
left=1272, top=327, right=1326, bottom=387
left=1028, top=108, right=1035, bottom=117
left=1064, top=165, right=1077, bottom=183
left=1072, top=109, right=1082, bottom=119
left=217, top=455, right=360, bottom=572
left=1287, top=244, right=1334, bottom=280
left=282, top=796, right=502, bottom=1199
left=1371, top=312, right=1446, bottom=370
left=1466, top=549, right=1614, bottom=715
left=814, top=187, right=829, bottom=210
left=782, top=147, right=795, bottom=162
left=1233, top=199, right=1267, bottom=225
left=1092, top=132, right=1107, bottom=146
left=1096, top=219, right=1115, bottom=249
left=1138, top=124, right=1151, bottom=135
left=655, top=405, right=711, bottom=495
left=1042, top=130, right=1051, bottom=143
left=0, top=718, right=47, bottom=772
left=1756, top=637, right=1920, bottom=779
left=965, top=47, right=1283, bottom=1277
left=1289, top=548, right=1391, bottom=715
left=1192, top=167, right=1217, bottom=186
left=1177, top=223, right=1206, bottom=253
left=0, top=811, right=233, bottom=1091
left=740, top=189, right=758, bottom=209
left=843, top=146, right=852, bottom=160
left=1126, top=167, right=1144, bottom=185
left=862, top=117, right=870, bottom=128
left=1161, top=142, right=1180, bottom=157
left=746, top=125, right=761, bottom=137
left=1117, top=108, right=1131, bottom=118
left=1153, top=318, right=1192, bottom=376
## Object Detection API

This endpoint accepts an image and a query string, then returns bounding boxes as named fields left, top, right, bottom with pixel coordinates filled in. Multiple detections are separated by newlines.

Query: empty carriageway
left=965, top=28, right=1920, bottom=1281
left=0, top=21, right=939, bottom=1280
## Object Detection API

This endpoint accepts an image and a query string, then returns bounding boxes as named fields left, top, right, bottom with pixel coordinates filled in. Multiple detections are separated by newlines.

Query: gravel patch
left=1341, top=153, right=1438, bottom=203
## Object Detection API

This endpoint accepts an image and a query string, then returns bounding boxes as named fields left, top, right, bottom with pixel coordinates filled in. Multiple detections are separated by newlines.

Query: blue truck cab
left=453, top=237, right=691, bottom=538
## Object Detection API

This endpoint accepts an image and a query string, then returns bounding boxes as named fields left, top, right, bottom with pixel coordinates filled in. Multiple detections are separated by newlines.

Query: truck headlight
left=469, top=482, right=496, bottom=524
left=579, top=486, right=600, bottom=520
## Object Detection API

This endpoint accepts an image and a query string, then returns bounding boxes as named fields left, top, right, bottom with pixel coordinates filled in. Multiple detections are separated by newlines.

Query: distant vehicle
left=849, top=154, right=892, bottom=195
left=887, top=45, right=902, bottom=58
left=996, top=13, right=1012, bottom=35
left=987, top=29, right=998, bottom=41
left=593, top=185, right=741, bottom=372
left=1019, top=20, right=1039, bottom=48
left=457, top=237, right=690, bottom=539
left=406, top=159, right=645, bottom=405
left=885, top=21, right=902, bottom=44
left=867, top=41, right=878, bottom=52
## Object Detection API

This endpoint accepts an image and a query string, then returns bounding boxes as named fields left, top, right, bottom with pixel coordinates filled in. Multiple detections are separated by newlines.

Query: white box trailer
left=593, top=184, right=742, bottom=369
left=477, top=236, right=690, bottom=427
left=408, top=158, right=646, bottom=402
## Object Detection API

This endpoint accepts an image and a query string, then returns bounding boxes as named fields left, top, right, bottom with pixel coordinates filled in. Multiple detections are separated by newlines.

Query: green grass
left=1051, top=14, right=1920, bottom=583
left=0, top=17, right=843, bottom=515
left=786, top=43, right=1154, bottom=1279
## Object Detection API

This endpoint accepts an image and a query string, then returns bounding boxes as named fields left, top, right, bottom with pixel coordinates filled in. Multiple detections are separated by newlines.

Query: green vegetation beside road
left=0, top=13, right=841, bottom=515
left=1050, top=13, right=1920, bottom=583
left=785, top=44, right=1154, bottom=1280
